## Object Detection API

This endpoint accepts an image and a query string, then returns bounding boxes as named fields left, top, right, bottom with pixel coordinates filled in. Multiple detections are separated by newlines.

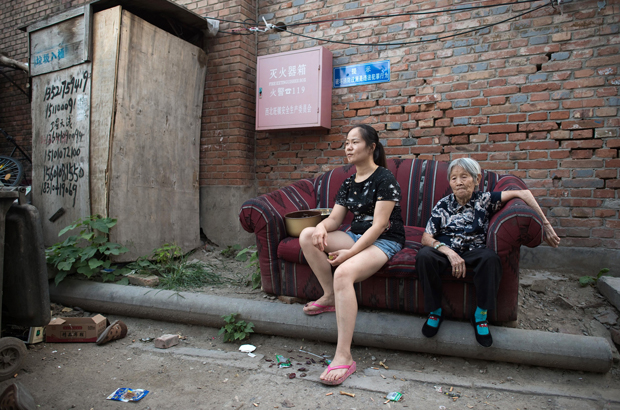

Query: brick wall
left=1, top=0, right=618, bottom=250
left=249, top=0, right=620, bottom=249
left=180, top=0, right=257, bottom=187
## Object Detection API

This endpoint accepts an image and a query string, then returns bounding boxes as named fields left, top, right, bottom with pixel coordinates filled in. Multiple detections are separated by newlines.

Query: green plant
left=46, top=215, right=129, bottom=285
left=128, top=244, right=227, bottom=290
left=220, top=244, right=241, bottom=259
left=152, top=243, right=183, bottom=264
left=579, top=268, right=610, bottom=287
left=218, top=313, right=254, bottom=343
left=236, top=245, right=261, bottom=290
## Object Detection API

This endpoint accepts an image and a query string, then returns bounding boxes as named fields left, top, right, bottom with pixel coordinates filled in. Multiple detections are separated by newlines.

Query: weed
left=236, top=245, right=261, bottom=290
left=579, top=268, right=610, bottom=287
left=46, top=215, right=129, bottom=285
left=218, top=313, right=254, bottom=342
left=220, top=244, right=241, bottom=259
left=128, top=244, right=227, bottom=290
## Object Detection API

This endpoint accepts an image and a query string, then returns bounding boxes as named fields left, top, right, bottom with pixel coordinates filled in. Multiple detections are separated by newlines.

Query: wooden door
left=108, top=10, right=207, bottom=261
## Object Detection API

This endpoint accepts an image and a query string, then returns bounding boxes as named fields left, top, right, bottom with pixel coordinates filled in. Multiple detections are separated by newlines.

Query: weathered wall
left=1, top=0, right=618, bottom=253
left=250, top=0, right=620, bottom=250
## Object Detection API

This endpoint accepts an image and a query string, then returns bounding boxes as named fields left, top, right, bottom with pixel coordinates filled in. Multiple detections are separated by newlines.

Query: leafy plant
left=236, top=245, right=261, bottom=290
left=218, top=313, right=254, bottom=343
left=152, top=243, right=183, bottom=264
left=220, top=244, right=241, bottom=259
left=579, top=268, right=610, bottom=287
left=128, top=244, right=226, bottom=290
left=46, top=215, right=129, bottom=285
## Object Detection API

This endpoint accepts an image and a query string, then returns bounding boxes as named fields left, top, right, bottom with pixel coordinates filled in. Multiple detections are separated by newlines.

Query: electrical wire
left=208, top=0, right=545, bottom=28
left=285, top=0, right=545, bottom=29
left=275, top=1, right=551, bottom=47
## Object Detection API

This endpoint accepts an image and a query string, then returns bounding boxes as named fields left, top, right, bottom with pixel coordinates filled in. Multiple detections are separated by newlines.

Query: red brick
left=155, top=334, right=180, bottom=349
left=489, top=96, right=507, bottom=105
left=444, top=126, right=479, bottom=136
left=520, top=141, right=559, bottom=150
left=520, top=102, right=560, bottom=112
left=528, top=113, right=548, bottom=121
left=482, top=86, right=520, bottom=97
left=570, top=150, right=593, bottom=159
left=563, top=78, right=606, bottom=89
left=550, top=111, right=570, bottom=120
left=518, top=160, right=558, bottom=169
left=349, top=101, right=377, bottom=109
left=560, top=159, right=605, bottom=168
left=518, top=122, right=559, bottom=132
left=521, top=83, right=561, bottom=93
left=480, top=124, right=517, bottom=134
left=561, top=120, right=604, bottom=129
left=561, top=140, right=602, bottom=149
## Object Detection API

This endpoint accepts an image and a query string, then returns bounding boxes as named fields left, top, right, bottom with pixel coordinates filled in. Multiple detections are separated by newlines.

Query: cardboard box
left=45, top=314, right=107, bottom=343
left=27, top=327, right=45, bottom=344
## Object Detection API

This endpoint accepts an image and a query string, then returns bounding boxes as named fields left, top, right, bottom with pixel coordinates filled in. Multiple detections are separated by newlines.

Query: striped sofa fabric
left=239, top=158, right=544, bottom=322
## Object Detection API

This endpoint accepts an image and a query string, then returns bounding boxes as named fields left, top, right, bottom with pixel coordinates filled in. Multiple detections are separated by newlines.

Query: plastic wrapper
left=106, top=388, right=149, bottom=402
left=386, top=392, right=402, bottom=402
left=276, top=354, right=291, bottom=368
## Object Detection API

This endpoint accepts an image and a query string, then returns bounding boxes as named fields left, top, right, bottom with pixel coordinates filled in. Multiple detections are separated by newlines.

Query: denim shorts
left=345, top=231, right=403, bottom=259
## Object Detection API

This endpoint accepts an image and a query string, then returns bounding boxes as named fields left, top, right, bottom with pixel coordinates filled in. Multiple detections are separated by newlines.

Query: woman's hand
left=443, top=248, right=466, bottom=278
left=543, top=222, right=561, bottom=248
left=311, top=223, right=328, bottom=252
left=326, top=249, right=352, bottom=266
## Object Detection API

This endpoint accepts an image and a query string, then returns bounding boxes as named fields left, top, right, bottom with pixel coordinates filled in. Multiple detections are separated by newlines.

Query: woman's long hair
left=351, top=124, right=386, bottom=168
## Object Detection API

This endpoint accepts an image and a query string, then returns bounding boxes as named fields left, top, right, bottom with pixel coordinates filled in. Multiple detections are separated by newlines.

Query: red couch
left=239, top=158, right=544, bottom=322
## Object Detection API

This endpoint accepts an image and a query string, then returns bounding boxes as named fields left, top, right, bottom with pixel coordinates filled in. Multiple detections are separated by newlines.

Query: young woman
left=417, top=157, right=560, bottom=347
left=299, top=124, right=405, bottom=385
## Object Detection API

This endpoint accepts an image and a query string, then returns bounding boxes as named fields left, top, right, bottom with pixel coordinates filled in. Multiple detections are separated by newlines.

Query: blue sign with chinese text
left=333, top=60, right=390, bottom=88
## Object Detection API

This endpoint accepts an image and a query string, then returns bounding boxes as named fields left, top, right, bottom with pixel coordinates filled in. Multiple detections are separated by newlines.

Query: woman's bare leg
left=299, top=227, right=354, bottom=313
left=320, top=245, right=388, bottom=382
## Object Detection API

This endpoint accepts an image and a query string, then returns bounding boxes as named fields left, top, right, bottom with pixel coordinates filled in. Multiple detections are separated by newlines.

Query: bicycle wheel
left=0, top=155, right=24, bottom=187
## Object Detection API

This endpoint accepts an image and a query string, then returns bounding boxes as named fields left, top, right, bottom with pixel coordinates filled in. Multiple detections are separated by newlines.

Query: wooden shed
left=29, top=0, right=210, bottom=261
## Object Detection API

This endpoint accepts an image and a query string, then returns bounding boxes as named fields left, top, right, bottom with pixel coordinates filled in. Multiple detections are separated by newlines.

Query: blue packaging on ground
left=106, top=388, right=149, bottom=402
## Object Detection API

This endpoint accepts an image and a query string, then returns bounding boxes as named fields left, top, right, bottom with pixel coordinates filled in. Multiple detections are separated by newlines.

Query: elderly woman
left=417, top=158, right=560, bottom=347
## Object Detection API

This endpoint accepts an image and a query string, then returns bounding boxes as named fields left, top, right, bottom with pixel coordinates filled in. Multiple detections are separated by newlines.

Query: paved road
left=7, top=315, right=620, bottom=409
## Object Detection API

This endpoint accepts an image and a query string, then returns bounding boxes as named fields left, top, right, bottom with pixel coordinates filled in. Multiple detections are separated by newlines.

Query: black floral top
left=335, top=166, right=405, bottom=246
left=425, top=191, right=503, bottom=254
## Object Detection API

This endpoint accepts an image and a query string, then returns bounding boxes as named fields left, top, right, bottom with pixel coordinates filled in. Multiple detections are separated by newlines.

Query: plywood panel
left=31, top=63, right=92, bottom=246
left=29, top=12, right=87, bottom=77
left=90, top=6, right=122, bottom=219
left=109, top=10, right=207, bottom=261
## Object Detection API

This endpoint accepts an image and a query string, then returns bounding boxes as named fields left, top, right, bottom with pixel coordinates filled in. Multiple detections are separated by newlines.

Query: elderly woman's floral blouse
left=425, top=191, right=503, bottom=254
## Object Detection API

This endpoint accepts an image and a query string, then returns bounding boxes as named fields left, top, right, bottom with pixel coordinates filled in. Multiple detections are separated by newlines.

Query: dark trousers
left=416, top=246, right=502, bottom=313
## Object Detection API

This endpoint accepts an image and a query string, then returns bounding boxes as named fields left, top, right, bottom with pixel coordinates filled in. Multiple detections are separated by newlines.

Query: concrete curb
left=49, top=279, right=613, bottom=373
left=598, top=276, right=620, bottom=312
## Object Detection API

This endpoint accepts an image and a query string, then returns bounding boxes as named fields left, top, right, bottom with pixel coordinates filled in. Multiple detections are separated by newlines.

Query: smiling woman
left=417, top=157, right=561, bottom=348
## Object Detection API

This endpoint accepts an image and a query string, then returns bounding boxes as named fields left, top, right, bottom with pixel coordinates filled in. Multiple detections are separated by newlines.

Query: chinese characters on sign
left=264, top=64, right=310, bottom=116
left=256, top=46, right=332, bottom=131
left=32, top=45, right=68, bottom=67
left=333, top=60, right=391, bottom=88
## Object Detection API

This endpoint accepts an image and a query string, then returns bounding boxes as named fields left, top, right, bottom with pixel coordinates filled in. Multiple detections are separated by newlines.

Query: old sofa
left=239, top=158, right=545, bottom=322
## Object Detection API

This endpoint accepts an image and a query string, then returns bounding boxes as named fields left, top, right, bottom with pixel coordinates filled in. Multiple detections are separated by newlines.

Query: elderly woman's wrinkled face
left=449, top=165, right=479, bottom=204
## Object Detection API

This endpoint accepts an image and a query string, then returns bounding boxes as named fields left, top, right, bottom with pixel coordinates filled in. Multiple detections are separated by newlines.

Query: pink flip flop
left=321, top=361, right=357, bottom=386
left=303, top=302, right=335, bottom=316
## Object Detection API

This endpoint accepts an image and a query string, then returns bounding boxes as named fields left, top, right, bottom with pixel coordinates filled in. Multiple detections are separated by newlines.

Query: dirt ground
left=5, top=246, right=620, bottom=409
left=190, top=247, right=620, bottom=345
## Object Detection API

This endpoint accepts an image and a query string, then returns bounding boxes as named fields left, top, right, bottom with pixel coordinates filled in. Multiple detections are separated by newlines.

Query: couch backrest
left=313, top=158, right=506, bottom=228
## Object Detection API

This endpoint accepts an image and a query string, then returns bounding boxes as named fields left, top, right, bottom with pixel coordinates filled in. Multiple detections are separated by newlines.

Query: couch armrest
left=487, top=198, right=544, bottom=254
left=486, top=174, right=544, bottom=253
left=239, top=179, right=317, bottom=294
